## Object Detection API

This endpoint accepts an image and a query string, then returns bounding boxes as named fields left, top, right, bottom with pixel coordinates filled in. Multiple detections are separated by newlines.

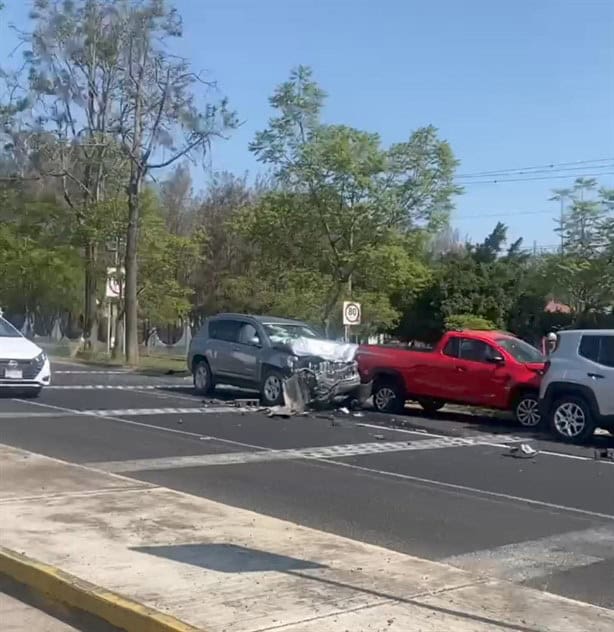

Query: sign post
left=342, top=301, right=361, bottom=342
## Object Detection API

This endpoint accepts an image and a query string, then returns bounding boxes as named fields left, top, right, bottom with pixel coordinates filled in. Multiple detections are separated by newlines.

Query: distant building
left=544, top=299, right=572, bottom=314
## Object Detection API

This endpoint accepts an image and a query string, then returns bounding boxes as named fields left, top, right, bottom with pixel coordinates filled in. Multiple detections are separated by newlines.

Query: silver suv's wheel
left=514, top=394, right=541, bottom=427
left=193, top=360, right=213, bottom=395
left=550, top=396, right=595, bottom=443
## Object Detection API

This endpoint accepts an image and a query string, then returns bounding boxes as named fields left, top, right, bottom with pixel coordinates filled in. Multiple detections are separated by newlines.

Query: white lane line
left=356, top=422, right=614, bottom=464
left=321, top=458, right=614, bottom=522
left=13, top=398, right=264, bottom=451
left=53, top=370, right=129, bottom=374
left=46, top=384, right=188, bottom=390
left=442, top=526, right=614, bottom=581
left=88, top=435, right=522, bottom=473
left=356, top=421, right=524, bottom=446
left=0, top=407, right=246, bottom=419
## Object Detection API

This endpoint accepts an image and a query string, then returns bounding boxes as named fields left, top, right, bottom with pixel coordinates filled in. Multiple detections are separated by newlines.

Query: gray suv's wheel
left=514, top=393, right=542, bottom=428
left=261, top=369, right=285, bottom=406
left=193, top=360, right=214, bottom=395
left=549, top=396, right=595, bottom=443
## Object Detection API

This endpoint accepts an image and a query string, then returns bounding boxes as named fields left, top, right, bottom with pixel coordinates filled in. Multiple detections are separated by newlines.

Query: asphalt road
left=1, top=360, right=613, bottom=611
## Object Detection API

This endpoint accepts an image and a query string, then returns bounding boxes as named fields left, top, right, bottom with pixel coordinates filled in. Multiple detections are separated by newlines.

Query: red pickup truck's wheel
left=513, top=393, right=542, bottom=428
left=373, top=379, right=404, bottom=413
left=417, top=399, right=445, bottom=414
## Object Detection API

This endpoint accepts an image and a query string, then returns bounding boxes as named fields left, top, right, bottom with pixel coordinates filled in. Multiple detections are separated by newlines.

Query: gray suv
left=188, top=313, right=363, bottom=406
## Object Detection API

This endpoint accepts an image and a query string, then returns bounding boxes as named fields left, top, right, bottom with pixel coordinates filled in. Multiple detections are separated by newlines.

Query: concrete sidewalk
left=1, top=443, right=613, bottom=632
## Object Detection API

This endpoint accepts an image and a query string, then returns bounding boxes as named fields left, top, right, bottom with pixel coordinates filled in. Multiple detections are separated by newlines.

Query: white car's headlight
left=32, top=351, right=47, bottom=371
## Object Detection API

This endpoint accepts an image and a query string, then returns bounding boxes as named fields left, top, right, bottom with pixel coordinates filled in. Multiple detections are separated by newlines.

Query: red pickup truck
left=357, top=330, right=546, bottom=427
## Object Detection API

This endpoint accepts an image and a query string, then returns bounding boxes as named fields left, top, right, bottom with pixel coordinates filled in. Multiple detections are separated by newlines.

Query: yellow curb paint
left=0, top=546, right=201, bottom=632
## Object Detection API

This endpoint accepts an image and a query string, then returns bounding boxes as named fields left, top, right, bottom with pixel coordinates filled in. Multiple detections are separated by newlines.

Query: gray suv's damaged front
left=188, top=314, right=369, bottom=409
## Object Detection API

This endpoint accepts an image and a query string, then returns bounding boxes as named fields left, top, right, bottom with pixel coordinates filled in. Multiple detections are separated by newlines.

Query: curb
left=0, top=546, right=201, bottom=632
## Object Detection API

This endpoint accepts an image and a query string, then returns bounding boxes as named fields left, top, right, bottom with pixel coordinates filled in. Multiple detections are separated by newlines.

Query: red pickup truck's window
left=443, top=337, right=459, bottom=358
left=459, top=339, right=496, bottom=363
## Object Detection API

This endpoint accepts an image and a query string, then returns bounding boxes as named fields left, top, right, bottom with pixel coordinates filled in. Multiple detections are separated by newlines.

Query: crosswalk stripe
left=442, top=526, right=614, bottom=581
left=46, top=384, right=188, bottom=390
left=89, top=434, right=523, bottom=473
left=0, top=406, right=242, bottom=419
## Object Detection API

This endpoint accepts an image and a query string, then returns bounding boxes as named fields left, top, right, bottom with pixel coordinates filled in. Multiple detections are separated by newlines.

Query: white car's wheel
left=550, top=396, right=595, bottom=443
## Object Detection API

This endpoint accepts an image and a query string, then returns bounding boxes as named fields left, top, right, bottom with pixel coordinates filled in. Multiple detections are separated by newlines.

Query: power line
left=456, top=171, right=614, bottom=185
left=456, top=163, right=614, bottom=180
left=456, top=158, right=614, bottom=178
left=455, top=209, right=554, bottom=220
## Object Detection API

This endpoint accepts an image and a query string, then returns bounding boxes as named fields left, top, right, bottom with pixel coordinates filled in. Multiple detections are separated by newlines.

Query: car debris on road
left=508, top=443, right=539, bottom=458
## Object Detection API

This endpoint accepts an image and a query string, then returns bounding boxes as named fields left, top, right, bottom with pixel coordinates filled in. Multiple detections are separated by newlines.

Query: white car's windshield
left=263, top=323, right=319, bottom=343
left=496, top=337, right=544, bottom=363
left=0, top=318, right=22, bottom=338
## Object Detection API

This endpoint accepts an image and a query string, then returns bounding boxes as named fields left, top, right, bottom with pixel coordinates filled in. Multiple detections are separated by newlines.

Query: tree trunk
left=124, top=183, right=140, bottom=364
left=83, top=242, right=98, bottom=349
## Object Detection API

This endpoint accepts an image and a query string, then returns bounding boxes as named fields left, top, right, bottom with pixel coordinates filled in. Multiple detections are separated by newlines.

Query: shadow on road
left=132, top=543, right=325, bottom=573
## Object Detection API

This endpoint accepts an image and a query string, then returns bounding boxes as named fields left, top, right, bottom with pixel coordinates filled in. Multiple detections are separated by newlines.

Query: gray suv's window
left=209, top=319, right=242, bottom=343
left=579, top=335, right=614, bottom=368
left=238, top=323, right=260, bottom=346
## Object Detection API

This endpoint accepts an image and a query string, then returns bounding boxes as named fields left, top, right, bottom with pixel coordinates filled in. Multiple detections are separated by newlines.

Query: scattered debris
left=267, top=406, right=294, bottom=418
left=413, top=428, right=428, bottom=434
left=202, top=398, right=226, bottom=407
left=352, top=412, right=364, bottom=417
left=373, top=434, right=385, bottom=440
left=508, top=443, right=539, bottom=458
left=594, top=448, right=614, bottom=461
left=234, top=398, right=260, bottom=408
left=177, top=418, right=183, bottom=425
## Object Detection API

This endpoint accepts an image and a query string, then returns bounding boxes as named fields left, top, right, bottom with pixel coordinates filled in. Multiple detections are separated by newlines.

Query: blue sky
left=2, top=0, right=613, bottom=246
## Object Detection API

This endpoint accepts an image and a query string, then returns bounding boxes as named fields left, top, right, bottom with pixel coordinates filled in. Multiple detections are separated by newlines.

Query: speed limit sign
left=343, top=301, right=361, bottom=326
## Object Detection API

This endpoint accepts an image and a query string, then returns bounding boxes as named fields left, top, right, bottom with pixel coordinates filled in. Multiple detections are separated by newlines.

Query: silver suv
left=188, top=313, right=363, bottom=407
left=539, top=329, right=614, bottom=443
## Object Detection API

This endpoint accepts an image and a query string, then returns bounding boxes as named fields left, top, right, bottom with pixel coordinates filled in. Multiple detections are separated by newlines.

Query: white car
left=0, top=316, right=51, bottom=396
left=539, top=329, right=614, bottom=443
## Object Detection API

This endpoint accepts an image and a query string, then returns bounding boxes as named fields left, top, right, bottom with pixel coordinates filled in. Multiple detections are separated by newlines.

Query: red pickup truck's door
left=453, top=338, right=510, bottom=407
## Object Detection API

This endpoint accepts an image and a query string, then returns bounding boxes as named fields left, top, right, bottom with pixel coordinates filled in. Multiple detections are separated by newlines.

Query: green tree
left=248, top=66, right=459, bottom=332
left=547, top=181, right=613, bottom=315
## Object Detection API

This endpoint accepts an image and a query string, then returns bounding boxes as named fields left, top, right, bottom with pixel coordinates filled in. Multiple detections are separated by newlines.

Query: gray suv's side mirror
left=249, top=336, right=261, bottom=347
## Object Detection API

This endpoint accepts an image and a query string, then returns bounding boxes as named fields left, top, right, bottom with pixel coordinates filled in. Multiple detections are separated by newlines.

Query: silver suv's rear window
left=579, top=334, right=614, bottom=368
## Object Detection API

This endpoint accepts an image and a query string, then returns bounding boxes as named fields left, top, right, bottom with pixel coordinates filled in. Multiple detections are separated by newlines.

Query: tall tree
left=111, top=0, right=236, bottom=363
left=2, top=0, right=128, bottom=345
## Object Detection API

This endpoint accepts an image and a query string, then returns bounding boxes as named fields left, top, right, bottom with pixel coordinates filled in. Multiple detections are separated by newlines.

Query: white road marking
left=90, top=434, right=523, bottom=473
left=12, top=398, right=264, bottom=450
left=46, top=384, right=188, bottom=390
left=322, top=459, right=614, bottom=521
left=0, top=406, right=247, bottom=419
left=442, top=526, right=614, bottom=581
left=53, top=370, right=129, bottom=374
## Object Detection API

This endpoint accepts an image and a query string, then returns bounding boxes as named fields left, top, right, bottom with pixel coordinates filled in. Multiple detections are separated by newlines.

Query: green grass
left=58, top=349, right=189, bottom=376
